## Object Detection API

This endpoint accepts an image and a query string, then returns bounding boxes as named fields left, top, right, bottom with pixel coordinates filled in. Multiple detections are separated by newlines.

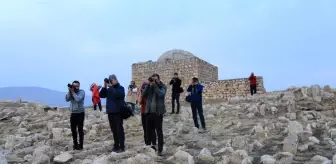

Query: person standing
left=249, top=72, right=257, bottom=95
left=187, top=77, right=206, bottom=131
left=169, top=73, right=182, bottom=114
left=142, top=73, right=166, bottom=156
left=126, top=81, right=138, bottom=112
left=65, top=80, right=85, bottom=150
left=90, top=83, right=102, bottom=111
left=99, top=75, right=126, bottom=153
left=138, top=82, right=156, bottom=147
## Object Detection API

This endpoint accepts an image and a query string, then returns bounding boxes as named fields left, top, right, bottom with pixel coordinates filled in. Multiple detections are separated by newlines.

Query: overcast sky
left=0, top=0, right=335, bottom=93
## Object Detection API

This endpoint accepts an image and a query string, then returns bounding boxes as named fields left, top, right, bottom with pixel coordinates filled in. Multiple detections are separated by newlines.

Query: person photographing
left=142, top=73, right=166, bottom=156
left=126, top=81, right=138, bottom=112
left=187, top=77, right=206, bottom=132
left=65, top=80, right=85, bottom=150
left=99, top=75, right=126, bottom=153
left=169, top=73, right=182, bottom=114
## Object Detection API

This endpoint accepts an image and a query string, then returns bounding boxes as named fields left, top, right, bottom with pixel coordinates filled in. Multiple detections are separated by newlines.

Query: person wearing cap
left=142, top=73, right=167, bottom=156
left=99, top=74, right=126, bottom=153
left=138, top=82, right=156, bottom=148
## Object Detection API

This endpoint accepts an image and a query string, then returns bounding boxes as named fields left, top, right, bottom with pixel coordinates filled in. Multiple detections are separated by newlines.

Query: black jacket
left=169, top=78, right=182, bottom=94
left=99, top=83, right=125, bottom=114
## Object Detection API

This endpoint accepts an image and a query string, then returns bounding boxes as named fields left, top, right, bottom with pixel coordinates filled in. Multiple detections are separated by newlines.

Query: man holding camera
left=65, top=80, right=86, bottom=150
left=142, top=73, right=166, bottom=156
left=187, top=77, right=206, bottom=131
left=169, top=72, right=182, bottom=114
left=99, top=74, right=126, bottom=153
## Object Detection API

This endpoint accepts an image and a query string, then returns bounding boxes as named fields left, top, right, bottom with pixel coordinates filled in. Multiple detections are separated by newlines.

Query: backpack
left=120, top=103, right=134, bottom=119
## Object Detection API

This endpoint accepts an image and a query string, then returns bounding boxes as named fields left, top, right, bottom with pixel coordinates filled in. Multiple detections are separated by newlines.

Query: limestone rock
left=261, top=155, right=275, bottom=164
left=229, top=150, right=248, bottom=164
left=198, top=148, right=215, bottom=163
left=53, top=152, right=73, bottom=163
left=282, top=134, right=298, bottom=154
left=288, top=121, right=303, bottom=135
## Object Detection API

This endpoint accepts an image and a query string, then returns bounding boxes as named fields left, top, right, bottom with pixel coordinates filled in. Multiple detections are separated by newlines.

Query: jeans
left=108, top=113, right=125, bottom=149
left=250, top=84, right=257, bottom=95
left=190, top=103, right=206, bottom=129
left=70, top=112, right=85, bottom=148
left=146, top=113, right=164, bottom=152
left=171, top=92, right=180, bottom=113
left=141, top=113, right=156, bottom=145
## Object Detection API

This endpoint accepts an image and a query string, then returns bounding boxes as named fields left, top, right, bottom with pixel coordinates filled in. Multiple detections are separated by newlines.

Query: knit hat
left=109, top=74, right=117, bottom=81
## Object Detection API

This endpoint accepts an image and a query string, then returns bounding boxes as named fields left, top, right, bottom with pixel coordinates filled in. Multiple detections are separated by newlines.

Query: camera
left=67, top=83, right=73, bottom=88
left=148, top=77, right=153, bottom=82
left=129, top=85, right=133, bottom=89
left=104, top=78, right=110, bottom=84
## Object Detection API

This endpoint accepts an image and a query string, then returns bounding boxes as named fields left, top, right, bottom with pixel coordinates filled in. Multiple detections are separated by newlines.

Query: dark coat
left=187, top=84, right=204, bottom=103
left=142, top=82, right=166, bottom=115
left=99, top=83, right=125, bottom=114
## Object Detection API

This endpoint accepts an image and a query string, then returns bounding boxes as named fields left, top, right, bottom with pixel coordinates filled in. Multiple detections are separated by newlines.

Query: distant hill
left=0, top=87, right=105, bottom=107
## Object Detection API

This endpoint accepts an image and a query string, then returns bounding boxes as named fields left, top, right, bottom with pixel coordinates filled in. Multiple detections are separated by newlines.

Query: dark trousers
left=146, top=113, right=164, bottom=152
left=92, top=98, right=102, bottom=111
left=191, top=103, right=206, bottom=129
left=70, top=112, right=85, bottom=148
left=141, top=113, right=156, bottom=145
left=171, top=92, right=180, bottom=113
left=108, top=113, right=125, bottom=149
left=250, top=84, right=257, bottom=95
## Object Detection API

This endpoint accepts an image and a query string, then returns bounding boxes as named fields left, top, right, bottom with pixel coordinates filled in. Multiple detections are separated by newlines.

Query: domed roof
left=157, top=49, right=194, bottom=62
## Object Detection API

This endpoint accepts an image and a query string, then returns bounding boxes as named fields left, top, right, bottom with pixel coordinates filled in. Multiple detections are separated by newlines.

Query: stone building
left=132, top=49, right=266, bottom=102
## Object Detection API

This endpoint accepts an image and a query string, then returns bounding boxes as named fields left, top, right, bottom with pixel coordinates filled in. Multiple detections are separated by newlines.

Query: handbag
left=179, top=87, right=184, bottom=93
left=120, top=103, right=134, bottom=119
left=185, top=94, right=191, bottom=103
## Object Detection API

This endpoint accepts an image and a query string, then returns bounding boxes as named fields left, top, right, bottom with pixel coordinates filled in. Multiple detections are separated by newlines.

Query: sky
left=0, top=0, right=335, bottom=93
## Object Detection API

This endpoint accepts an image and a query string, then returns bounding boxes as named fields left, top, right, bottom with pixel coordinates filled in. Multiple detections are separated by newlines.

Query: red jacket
left=249, top=75, right=256, bottom=85
left=139, top=89, right=146, bottom=114
left=91, top=84, right=101, bottom=105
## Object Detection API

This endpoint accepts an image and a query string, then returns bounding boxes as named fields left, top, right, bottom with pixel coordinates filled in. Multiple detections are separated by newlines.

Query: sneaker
left=73, top=145, right=78, bottom=150
left=117, top=148, right=125, bottom=153
left=151, top=146, right=157, bottom=152
left=77, top=145, right=83, bottom=150
left=110, top=147, right=120, bottom=152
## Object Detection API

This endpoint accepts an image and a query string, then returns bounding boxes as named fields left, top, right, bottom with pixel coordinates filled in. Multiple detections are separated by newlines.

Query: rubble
left=0, top=85, right=335, bottom=163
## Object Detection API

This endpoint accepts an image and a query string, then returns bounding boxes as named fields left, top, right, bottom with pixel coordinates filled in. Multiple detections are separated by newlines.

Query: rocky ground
left=1, top=85, right=336, bottom=164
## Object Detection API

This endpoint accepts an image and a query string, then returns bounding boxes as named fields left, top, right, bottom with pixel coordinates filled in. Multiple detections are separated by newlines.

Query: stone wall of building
left=132, top=56, right=266, bottom=102
left=196, top=58, right=218, bottom=83
left=132, top=58, right=198, bottom=89
left=202, top=76, right=265, bottom=101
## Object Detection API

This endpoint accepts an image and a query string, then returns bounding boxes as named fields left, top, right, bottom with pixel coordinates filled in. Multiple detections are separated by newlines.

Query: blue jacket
left=99, top=83, right=125, bottom=114
left=187, top=84, right=203, bottom=103
left=65, top=90, right=85, bottom=113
